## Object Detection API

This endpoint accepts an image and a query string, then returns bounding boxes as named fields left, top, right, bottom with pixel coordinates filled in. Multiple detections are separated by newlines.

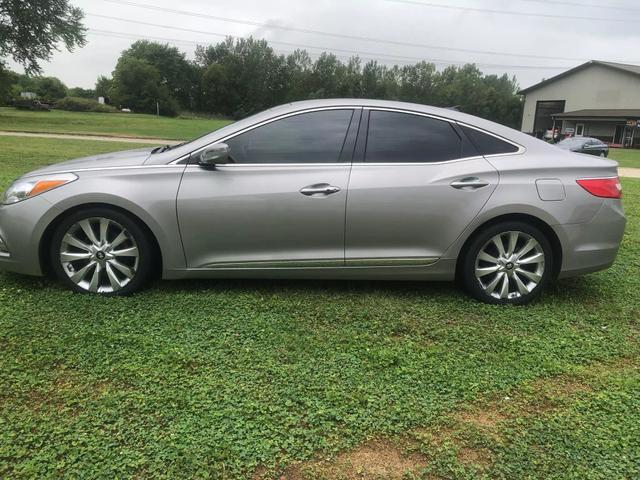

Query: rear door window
left=364, top=111, right=464, bottom=163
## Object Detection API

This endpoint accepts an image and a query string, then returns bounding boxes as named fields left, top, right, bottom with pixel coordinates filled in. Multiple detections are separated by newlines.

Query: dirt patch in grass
left=9, top=367, right=122, bottom=416
left=455, top=409, right=507, bottom=430
left=275, top=357, right=638, bottom=479
left=281, top=439, right=427, bottom=480
left=457, top=446, right=492, bottom=469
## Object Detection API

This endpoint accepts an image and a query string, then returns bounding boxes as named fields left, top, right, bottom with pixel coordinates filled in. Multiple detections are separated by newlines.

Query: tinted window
left=461, top=125, right=520, bottom=155
left=226, top=109, right=353, bottom=164
left=365, top=111, right=463, bottom=163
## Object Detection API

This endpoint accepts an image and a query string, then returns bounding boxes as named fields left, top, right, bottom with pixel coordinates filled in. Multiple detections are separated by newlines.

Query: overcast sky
left=8, top=0, right=640, bottom=90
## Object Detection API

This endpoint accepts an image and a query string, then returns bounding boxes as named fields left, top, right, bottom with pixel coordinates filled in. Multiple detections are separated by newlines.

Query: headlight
left=2, top=173, right=78, bottom=205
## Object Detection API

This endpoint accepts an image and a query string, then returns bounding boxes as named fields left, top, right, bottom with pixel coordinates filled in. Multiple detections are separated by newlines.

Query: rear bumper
left=554, top=199, right=626, bottom=278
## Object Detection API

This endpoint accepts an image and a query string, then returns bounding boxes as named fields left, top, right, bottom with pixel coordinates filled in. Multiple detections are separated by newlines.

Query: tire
left=461, top=221, right=554, bottom=305
left=600, top=152, right=606, bottom=157
left=49, top=207, right=154, bottom=295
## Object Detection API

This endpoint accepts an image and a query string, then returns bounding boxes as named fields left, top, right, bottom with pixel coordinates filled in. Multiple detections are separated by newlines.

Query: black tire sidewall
left=462, top=221, right=554, bottom=305
left=49, top=207, right=154, bottom=296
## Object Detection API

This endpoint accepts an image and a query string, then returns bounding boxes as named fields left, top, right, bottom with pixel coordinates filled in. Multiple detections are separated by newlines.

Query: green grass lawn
left=608, top=147, right=640, bottom=169
left=0, top=138, right=638, bottom=479
left=0, top=107, right=231, bottom=140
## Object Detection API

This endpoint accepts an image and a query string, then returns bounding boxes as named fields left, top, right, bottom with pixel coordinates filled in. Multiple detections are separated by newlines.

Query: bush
left=55, top=96, right=117, bottom=113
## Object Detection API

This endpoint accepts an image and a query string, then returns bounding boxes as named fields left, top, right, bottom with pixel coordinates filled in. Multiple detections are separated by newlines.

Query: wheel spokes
left=513, top=271, right=530, bottom=295
left=110, top=259, right=135, bottom=279
left=498, top=273, right=510, bottom=299
left=475, top=265, right=500, bottom=277
left=63, top=233, right=92, bottom=252
left=60, top=251, right=92, bottom=262
left=88, top=263, right=102, bottom=293
left=79, top=219, right=99, bottom=245
left=484, top=272, right=505, bottom=294
left=515, top=238, right=536, bottom=260
left=518, top=252, right=545, bottom=265
left=515, top=268, right=542, bottom=283
left=491, top=234, right=507, bottom=257
left=60, top=217, right=139, bottom=293
left=506, top=231, right=519, bottom=256
left=475, top=230, right=545, bottom=300
left=70, top=261, right=95, bottom=283
left=109, top=231, right=128, bottom=250
left=105, top=263, right=122, bottom=290
left=99, top=218, right=110, bottom=244
left=111, top=246, right=138, bottom=257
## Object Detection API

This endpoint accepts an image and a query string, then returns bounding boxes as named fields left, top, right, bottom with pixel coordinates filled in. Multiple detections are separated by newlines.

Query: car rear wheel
left=50, top=207, right=154, bottom=295
left=461, top=221, right=553, bottom=305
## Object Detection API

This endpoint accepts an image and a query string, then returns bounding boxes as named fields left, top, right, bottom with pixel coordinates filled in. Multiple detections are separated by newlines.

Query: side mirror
left=197, top=143, right=230, bottom=166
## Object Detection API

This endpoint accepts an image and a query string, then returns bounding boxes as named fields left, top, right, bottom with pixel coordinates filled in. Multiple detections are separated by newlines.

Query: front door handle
left=300, top=183, right=341, bottom=196
left=450, top=177, right=490, bottom=190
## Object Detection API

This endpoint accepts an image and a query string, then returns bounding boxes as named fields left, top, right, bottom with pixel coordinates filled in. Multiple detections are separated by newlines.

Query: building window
left=576, top=123, right=585, bottom=136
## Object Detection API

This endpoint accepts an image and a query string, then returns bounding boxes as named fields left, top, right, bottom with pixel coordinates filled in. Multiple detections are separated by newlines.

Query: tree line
left=2, top=37, right=524, bottom=128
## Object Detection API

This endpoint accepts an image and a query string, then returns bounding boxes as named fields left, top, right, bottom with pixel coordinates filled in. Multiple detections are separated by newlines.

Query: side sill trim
left=196, top=257, right=439, bottom=269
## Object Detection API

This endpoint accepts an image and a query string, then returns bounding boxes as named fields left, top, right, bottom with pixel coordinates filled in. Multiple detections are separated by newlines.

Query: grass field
left=609, top=147, right=640, bottom=169
left=0, top=137, right=638, bottom=479
left=0, top=107, right=231, bottom=140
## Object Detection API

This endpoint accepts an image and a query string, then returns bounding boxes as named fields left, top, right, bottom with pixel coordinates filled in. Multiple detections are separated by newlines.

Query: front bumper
left=0, top=196, right=61, bottom=276
left=554, top=198, right=626, bottom=278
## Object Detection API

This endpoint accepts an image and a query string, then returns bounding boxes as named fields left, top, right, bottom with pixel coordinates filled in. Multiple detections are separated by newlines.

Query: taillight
left=576, top=177, right=622, bottom=199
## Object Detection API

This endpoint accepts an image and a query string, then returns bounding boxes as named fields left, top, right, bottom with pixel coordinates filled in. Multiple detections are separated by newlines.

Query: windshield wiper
left=151, top=142, right=185, bottom=154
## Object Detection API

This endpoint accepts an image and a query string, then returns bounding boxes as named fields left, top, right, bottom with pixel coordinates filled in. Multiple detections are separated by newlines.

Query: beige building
left=519, top=60, right=640, bottom=148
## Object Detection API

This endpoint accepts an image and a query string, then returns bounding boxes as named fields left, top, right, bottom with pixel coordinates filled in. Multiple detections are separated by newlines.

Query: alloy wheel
left=474, top=231, right=546, bottom=300
left=59, top=217, right=139, bottom=293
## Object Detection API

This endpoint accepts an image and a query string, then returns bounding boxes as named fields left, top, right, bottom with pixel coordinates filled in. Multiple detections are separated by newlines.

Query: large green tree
left=0, top=0, right=86, bottom=74
left=32, top=76, right=67, bottom=102
left=109, top=56, right=178, bottom=115
left=116, top=41, right=197, bottom=110
left=195, top=37, right=287, bottom=117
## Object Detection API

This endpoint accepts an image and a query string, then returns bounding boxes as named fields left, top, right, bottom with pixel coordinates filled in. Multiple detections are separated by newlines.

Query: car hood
left=20, top=147, right=156, bottom=178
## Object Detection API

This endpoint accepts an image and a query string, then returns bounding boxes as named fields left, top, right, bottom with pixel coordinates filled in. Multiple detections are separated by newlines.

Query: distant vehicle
left=13, top=99, right=51, bottom=111
left=121, top=108, right=132, bottom=113
left=557, top=137, right=609, bottom=157
left=0, top=99, right=625, bottom=304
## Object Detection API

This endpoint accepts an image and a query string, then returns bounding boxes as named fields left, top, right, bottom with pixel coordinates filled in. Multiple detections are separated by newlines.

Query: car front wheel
left=50, top=207, right=154, bottom=295
left=461, top=221, right=554, bottom=305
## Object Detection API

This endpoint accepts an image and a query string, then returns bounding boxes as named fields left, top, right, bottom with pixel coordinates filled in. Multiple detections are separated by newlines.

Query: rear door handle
left=450, top=177, right=490, bottom=190
left=299, top=183, right=341, bottom=196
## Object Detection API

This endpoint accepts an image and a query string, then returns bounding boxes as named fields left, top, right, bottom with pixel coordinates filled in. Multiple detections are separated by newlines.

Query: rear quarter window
left=460, top=125, right=520, bottom=156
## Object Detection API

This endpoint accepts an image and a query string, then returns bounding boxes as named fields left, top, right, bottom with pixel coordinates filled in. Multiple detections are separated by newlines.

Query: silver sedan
left=0, top=100, right=626, bottom=304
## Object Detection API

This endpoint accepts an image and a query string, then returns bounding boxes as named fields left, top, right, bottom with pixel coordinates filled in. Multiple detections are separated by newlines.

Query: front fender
left=39, top=165, right=187, bottom=272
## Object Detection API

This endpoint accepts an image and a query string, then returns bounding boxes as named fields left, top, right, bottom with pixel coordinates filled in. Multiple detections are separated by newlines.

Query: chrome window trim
left=184, top=163, right=349, bottom=169
left=171, top=106, right=362, bottom=166
left=350, top=156, right=486, bottom=166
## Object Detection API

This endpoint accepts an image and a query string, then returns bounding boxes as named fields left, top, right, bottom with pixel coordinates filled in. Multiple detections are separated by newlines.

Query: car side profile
left=0, top=99, right=626, bottom=304
left=557, top=136, right=609, bottom=157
